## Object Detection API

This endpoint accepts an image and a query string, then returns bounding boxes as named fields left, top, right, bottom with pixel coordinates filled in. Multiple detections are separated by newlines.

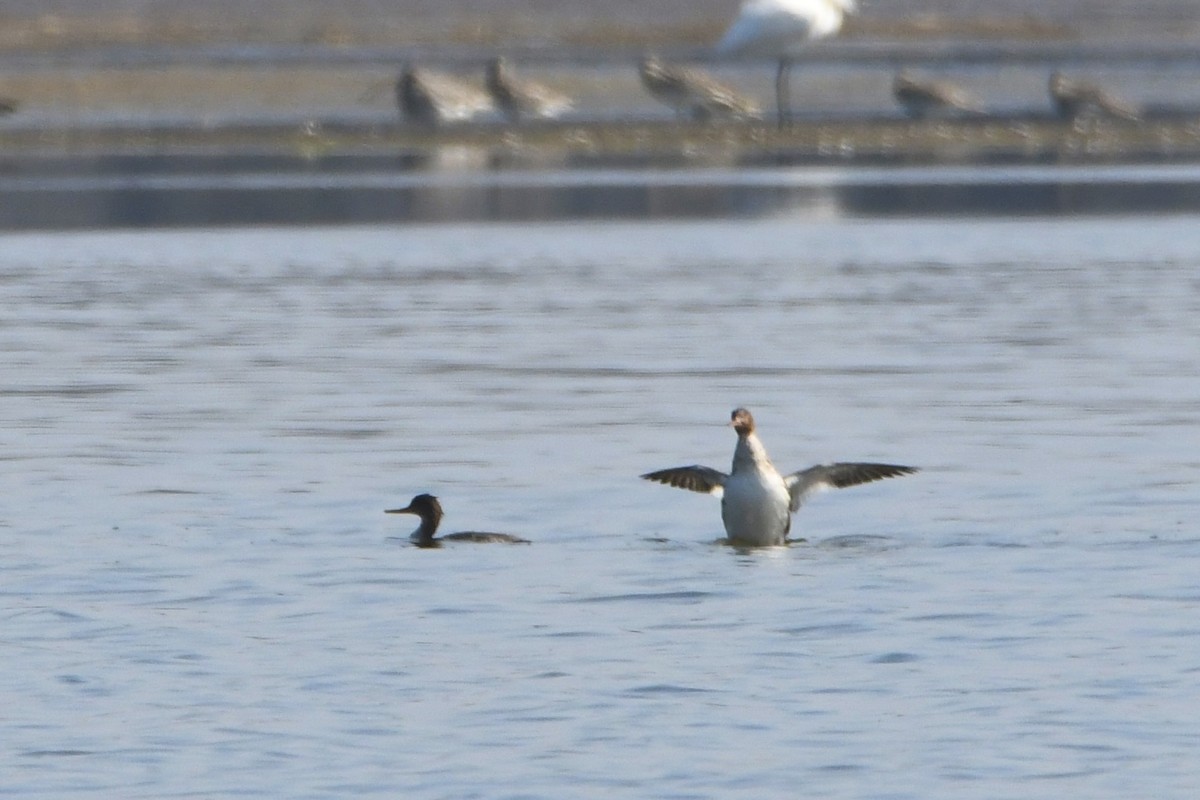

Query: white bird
left=641, top=408, right=917, bottom=547
left=485, top=57, right=573, bottom=122
left=716, top=0, right=856, bottom=124
left=395, top=66, right=494, bottom=126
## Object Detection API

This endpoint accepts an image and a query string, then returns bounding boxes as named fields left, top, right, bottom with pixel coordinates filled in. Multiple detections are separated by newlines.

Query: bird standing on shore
left=638, top=56, right=759, bottom=121
left=641, top=408, right=917, bottom=547
left=395, top=66, right=494, bottom=126
left=893, top=71, right=984, bottom=119
left=716, top=0, right=856, bottom=124
left=1049, top=72, right=1140, bottom=122
left=485, top=57, right=573, bottom=122
left=386, top=494, right=530, bottom=547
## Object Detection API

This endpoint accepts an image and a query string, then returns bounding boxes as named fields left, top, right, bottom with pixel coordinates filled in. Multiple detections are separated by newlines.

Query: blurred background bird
left=485, top=57, right=573, bottom=122
left=893, top=71, right=985, bottom=119
left=395, top=65, right=494, bottom=126
left=1049, top=72, right=1140, bottom=122
left=638, top=56, right=759, bottom=121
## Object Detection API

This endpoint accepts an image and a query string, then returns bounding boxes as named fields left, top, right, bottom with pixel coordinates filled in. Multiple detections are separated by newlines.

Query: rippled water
left=3, top=207, right=1199, bottom=796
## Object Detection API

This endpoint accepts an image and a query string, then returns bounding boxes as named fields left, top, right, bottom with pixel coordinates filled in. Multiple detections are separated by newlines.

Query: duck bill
left=384, top=504, right=416, bottom=515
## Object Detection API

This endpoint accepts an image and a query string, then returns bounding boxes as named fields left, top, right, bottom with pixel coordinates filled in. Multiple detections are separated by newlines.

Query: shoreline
left=4, top=115, right=1200, bottom=166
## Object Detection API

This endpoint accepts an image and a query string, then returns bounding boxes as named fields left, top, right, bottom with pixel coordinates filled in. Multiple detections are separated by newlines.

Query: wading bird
left=1049, top=72, right=1140, bottom=122
left=893, top=71, right=984, bottom=119
left=638, top=56, right=759, bottom=121
left=716, top=0, right=856, bottom=124
left=396, top=66, right=494, bottom=126
left=485, top=57, right=573, bottom=122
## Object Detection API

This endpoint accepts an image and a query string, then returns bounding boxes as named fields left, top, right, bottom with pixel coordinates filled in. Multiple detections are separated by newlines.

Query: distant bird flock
left=393, top=57, right=1143, bottom=129
left=390, top=0, right=1143, bottom=129
left=0, top=1, right=1152, bottom=131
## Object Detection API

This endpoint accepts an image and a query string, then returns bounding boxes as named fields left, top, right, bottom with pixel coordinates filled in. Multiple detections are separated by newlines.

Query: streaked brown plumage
left=893, top=71, right=984, bottom=119
left=638, top=56, right=759, bottom=121
left=484, top=57, right=572, bottom=122
left=395, top=66, right=493, bottom=126
left=1049, top=72, right=1140, bottom=122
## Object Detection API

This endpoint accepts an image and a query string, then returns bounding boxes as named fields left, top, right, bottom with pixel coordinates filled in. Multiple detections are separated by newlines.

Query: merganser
left=641, top=408, right=917, bottom=547
left=638, top=56, right=759, bottom=121
left=485, top=57, right=573, bottom=122
left=385, top=494, right=529, bottom=547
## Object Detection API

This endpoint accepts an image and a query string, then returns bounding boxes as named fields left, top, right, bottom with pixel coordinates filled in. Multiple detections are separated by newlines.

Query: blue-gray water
left=3, top=199, right=1199, bottom=796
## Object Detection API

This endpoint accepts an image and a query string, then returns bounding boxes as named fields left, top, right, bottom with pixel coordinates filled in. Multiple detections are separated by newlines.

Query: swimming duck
left=642, top=408, right=917, bottom=547
left=385, top=494, right=529, bottom=547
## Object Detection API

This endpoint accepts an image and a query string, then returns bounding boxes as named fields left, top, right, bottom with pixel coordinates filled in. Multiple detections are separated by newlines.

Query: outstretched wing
left=640, top=465, right=729, bottom=497
left=784, top=463, right=918, bottom=511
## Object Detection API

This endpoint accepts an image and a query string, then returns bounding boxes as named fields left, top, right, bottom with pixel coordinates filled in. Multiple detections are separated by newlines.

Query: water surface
left=3, top=210, right=1198, bottom=797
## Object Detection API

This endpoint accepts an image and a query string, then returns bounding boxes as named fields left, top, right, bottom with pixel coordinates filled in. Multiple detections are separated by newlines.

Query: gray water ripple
left=3, top=215, right=1199, bottom=798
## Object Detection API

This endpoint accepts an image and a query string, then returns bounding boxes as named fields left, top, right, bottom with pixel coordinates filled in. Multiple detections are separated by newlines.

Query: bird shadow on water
left=812, top=533, right=898, bottom=553
left=640, top=533, right=900, bottom=556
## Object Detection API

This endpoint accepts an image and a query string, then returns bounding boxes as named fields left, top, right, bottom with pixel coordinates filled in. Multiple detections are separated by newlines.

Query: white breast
left=721, top=468, right=792, bottom=546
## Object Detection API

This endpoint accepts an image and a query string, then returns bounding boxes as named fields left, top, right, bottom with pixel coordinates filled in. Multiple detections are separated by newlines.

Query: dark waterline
left=6, top=160, right=1200, bottom=230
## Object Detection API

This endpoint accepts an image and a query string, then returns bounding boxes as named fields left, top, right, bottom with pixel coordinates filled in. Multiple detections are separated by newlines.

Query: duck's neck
left=732, top=431, right=774, bottom=473
left=410, top=511, right=441, bottom=545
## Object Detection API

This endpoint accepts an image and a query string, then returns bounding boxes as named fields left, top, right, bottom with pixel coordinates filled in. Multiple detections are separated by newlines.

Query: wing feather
left=784, top=463, right=918, bottom=511
left=641, top=465, right=728, bottom=497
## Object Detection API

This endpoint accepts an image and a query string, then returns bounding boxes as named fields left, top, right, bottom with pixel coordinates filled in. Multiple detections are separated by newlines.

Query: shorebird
left=641, top=408, right=917, bottom=547
left=716, top=0, right=856, bottom=124
left=1049, top=72, right=1140, bottom=122
left=638, top=56, right=759, bottom=121
left=386, top=494, right=530, bottom=548
left=484, top=57, right=573, bottom=122
left=395, top=66, right=494, bottom=126
left=893, top=71, right=984, bottom=119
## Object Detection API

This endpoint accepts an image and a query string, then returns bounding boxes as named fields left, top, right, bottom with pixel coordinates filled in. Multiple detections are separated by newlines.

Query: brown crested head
left=729, top=407, right=756, bottom=435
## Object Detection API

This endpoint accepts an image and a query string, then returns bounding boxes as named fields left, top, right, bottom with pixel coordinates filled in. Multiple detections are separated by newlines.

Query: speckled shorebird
left=386, top=494, right=529, bottom=548
left=641, top=408, right=917, bottom=547
left=716, top=0, right=856, bottom=124
left=638, top=56, right=759, bottom=121
left=484, top=57, right=573, bottom=122
left=893, top=71, right=984, bottom=119
left=1049, top=72, right=1140, bottom=122
left=395, top=66, right=494, bottom=126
